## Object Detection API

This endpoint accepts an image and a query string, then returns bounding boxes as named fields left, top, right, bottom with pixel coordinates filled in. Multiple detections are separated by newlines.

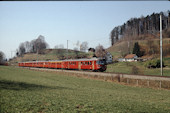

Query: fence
left=26, top=67, right=170, bottom=90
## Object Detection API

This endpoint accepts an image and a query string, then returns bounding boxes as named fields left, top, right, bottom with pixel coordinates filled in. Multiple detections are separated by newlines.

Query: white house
left=124, top=54, right=138, bottom=62
left=105, top=52, right=113, bottom=64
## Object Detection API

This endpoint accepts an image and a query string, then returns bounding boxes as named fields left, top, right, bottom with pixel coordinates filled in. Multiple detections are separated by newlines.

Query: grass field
left=106, top=60, right=170, bottom=76
left=1, top=66, right=170, bottom=112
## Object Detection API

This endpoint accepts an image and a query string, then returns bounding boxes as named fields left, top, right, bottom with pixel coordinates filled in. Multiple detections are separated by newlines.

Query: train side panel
left=18, top=58, right=106, bottom=72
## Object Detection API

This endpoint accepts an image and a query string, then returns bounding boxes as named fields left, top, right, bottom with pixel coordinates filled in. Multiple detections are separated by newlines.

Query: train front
left=96, top=59, right=107, bottom=72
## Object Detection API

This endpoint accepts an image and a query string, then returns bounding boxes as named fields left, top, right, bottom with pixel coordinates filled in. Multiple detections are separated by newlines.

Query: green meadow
left=0, top=66, right=170, bottom=112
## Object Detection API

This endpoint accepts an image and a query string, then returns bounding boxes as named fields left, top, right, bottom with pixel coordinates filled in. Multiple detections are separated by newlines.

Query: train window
left=97, top=60, right=106, bottom=65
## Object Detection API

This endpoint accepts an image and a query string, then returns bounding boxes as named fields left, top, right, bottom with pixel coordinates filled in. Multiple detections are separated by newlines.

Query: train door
left=63, top=61, right=68, bottom=69
left=88, top=61, right=92, bottom=70
left=92, top=61, right=95, bottom=70
left=78, top=61, right=81, bottom=70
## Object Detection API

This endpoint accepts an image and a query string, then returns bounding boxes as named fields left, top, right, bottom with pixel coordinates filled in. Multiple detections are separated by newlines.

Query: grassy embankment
left=107, top=38, right=170, bottom=76
left=10, top=49, right=90, bottom=65
left=107, top=38, right=170, bottom=59
left=1, top=66, right=170, bottom=112
left=106, top=57, right=170, bottom=76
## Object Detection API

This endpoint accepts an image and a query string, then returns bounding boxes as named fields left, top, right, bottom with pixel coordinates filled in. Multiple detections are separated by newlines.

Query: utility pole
left=160, top=14, right=163, bottom=76
left=67, top=40, right=68, bottom=60
left=128, top=41, right=130, bottom=54
left=11, top=51, right=12, bottom=59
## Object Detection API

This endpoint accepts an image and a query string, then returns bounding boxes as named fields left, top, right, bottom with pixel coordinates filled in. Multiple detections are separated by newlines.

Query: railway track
left=20, top=67, right=170, bottom=82
left=18, top=67, right=170, bottom=89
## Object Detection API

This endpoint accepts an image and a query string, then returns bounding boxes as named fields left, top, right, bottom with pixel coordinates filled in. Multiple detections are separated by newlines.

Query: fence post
left=127, top=78, right=129, bottom=84
left=147, top=80, right=150, bottom=87
left=118, top=75, right=120, bottom=82
left=136, top=80, right=139, bottom=86
left=160, top=81, right=162, bottom=89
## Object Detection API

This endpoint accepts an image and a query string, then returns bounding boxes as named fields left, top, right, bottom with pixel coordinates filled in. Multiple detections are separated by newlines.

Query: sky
left=0, top=1, right=170, bottom=59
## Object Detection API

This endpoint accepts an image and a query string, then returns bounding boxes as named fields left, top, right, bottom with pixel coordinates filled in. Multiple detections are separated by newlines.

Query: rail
left=20, top=67, right=170, bottom=89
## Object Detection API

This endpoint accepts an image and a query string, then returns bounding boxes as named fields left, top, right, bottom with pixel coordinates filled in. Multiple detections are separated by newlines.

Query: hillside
left=107, top=37, right=170, bottom=59
left=10, top=49, right=92, bottom=65
left=108, top=11, right=170, bottom=59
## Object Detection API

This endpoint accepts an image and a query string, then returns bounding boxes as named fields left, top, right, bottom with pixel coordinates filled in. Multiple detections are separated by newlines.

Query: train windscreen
left=96, top=59, right=106, bottom=65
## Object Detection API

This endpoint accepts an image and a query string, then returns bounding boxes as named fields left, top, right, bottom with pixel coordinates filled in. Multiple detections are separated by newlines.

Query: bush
left=131, top=66, right=139, bottom=74
left=144, top=59, right=164, bottom=68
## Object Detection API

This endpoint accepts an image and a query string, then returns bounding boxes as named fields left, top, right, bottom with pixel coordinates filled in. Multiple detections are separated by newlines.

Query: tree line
left=110, top=11, right=170, bottom=45
left=17, top=35, right=49, bottom=56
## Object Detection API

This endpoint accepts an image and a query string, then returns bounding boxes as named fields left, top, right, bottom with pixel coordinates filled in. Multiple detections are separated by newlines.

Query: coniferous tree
left=133, top=42, right=142, bottom=57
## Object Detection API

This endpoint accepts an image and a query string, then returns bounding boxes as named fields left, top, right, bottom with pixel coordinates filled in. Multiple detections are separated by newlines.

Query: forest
left=110, top=11, right=170, bottom=45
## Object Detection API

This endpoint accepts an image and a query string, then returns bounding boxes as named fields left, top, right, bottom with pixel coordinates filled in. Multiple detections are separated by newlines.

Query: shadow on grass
left=0, top=80, right=71, bottom=91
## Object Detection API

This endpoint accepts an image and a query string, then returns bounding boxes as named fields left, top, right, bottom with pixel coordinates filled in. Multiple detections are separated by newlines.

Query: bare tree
left=110, top=11, right=170, bottom=45
left=19, top=43, right=26, bottom=56
left=95, top=44, right=106, bottom=58
left=24, top=41, right=31, bottom=53
left=80, top=41, right=88, bottom=52
left=31, top=35, right=48, bottom=54
left=17, top=35, right=49, bottom=55
left=16, top=49, right=19, bottom=57
left=35, top=35, right=46, bottom=54
left=0, top=51, right=5, bottom=64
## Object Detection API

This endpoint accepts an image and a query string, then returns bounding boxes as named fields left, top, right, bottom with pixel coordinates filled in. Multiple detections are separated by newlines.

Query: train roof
left=18, top=58, right=104, bottom=63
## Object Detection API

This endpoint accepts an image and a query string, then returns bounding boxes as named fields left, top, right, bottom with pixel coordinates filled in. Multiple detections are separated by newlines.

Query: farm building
left=124, top=54, right=138, bottom=62
left=105, top=52, right=113, bottom=64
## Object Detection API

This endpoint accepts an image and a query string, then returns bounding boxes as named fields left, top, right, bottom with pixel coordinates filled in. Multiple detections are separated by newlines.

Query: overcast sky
left=0, top=1, right=170, bottom=59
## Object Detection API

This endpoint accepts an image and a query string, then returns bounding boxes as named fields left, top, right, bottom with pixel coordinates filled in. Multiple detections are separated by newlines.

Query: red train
left=18, top=58, right=107, bottom=72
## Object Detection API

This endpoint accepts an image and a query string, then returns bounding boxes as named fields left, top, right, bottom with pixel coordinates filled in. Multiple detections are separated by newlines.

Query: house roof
left=124, top=54, right=137, bottom=59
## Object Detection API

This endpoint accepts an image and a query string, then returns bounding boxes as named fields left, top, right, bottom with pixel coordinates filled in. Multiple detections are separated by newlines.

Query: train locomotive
left=18, top=58, right=107, bottom=72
